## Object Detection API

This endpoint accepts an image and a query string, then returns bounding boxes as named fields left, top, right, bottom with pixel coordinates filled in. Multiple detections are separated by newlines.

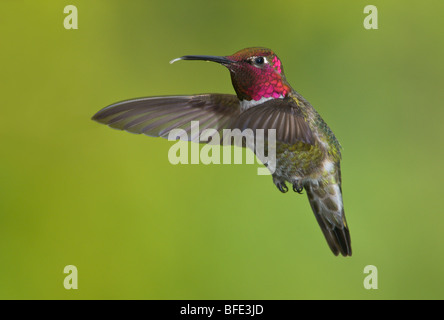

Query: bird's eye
left=254, top=57, right=265, bottom=65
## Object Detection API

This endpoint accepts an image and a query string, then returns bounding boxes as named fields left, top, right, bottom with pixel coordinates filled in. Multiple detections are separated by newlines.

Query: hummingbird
left=92, top=47, right=352, bottom=257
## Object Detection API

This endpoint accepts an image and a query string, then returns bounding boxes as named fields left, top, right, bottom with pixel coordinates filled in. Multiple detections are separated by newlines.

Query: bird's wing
left=228, top=98, right=315, bottom=145
left=92, top=95, right=314, bottom=146
left=92, top=94, right=241, bottom=142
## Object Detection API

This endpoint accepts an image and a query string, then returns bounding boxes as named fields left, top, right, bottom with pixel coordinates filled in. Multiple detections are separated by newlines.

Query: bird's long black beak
left=170, top=55, right=234, bottom=65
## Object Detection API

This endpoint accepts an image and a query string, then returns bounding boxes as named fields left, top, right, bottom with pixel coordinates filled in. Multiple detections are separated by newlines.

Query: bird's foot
left=276, top=182, right=288, bottom=193
left=293, top=181, right=304, bottom=194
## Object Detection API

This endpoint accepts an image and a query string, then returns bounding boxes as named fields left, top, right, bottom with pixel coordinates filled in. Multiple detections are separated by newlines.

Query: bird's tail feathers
left=304, top=179, right=352, bottom=257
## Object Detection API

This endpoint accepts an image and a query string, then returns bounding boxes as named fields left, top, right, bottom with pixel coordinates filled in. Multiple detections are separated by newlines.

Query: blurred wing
left=92, top=94, right=241, bottom=142
left=228, top=98, right=315, bottom=145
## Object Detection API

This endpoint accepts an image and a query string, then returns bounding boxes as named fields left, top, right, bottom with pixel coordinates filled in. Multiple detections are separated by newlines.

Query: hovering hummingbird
left=92, top=47, right=352, bottom=257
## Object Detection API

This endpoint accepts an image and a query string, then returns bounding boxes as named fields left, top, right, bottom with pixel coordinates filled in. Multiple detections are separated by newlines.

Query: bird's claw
left=276, top=182, right=288, bottom=193
left=293, top=182, right=304, bottom=194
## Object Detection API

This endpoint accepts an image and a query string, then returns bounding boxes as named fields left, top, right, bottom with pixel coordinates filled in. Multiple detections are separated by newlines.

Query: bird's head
left=171, top=47, right=290, bottom=103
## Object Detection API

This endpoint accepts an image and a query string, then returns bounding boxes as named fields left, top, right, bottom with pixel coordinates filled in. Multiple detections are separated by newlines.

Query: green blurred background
left=1, top=0, right=443, bottom=299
